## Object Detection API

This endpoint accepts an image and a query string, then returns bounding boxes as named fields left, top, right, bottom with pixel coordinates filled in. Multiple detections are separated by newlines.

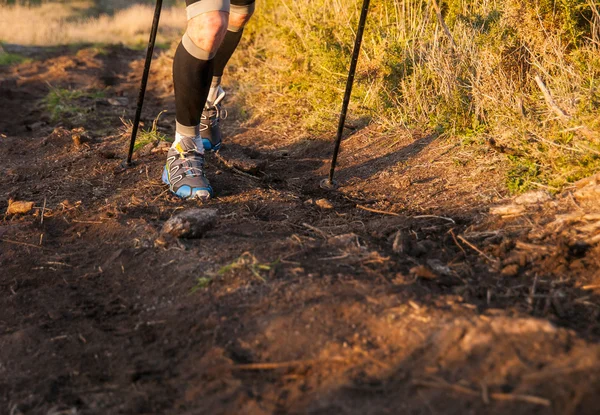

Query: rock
left=161, top=208, right=218, bottom=239
left=410, top=265, right=437, bottom=280
left=107, top=97, right=129, bottom=106
left=489, top=204, right=525, bottom=216
left=392, top=230, right=412, bottom=254
left=414, top=240, right=436, bottom=257
left=328, top=233, right=360, bottom=250
left=6, top=199, right=34, bottom=215
left=500, top=264, right=520, bottom=277
left=315, top=199, right=333, bottom=209
left=71, top=127, right=89, bottom=147
left=514, top=190, right=552, bottom=205
left=426, top=259, right=452, bottom=276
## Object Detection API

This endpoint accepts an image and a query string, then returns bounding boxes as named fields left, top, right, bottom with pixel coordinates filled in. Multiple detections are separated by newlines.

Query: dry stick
left=356, top=205, right=455, bottom=224
left=214, top=152, right=260, bottom=181
left=357, top=204, right=400, bottom=216
left=234, top=358, right=345, bottom=371
left=0, top=238, right=43, bottom=249
left=40, top=197, right=47, bottom=225
left=413, top=214, right=456, bottom=224
left=302, top=223, right=328, bottom=239
left=430, top=0, right=458, bottom=49
left=414, top=380, right=551, bottom=407
left=457, top=235, right=496, bottom=263
left=448, top=229, right=467, bottom=255
left=534, top=75, right=570, bottom=121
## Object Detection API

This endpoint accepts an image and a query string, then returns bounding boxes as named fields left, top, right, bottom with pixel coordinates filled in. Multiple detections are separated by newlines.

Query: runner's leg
left=164, top=1, right=230, bottom=200
left=173, top=0, right=229, bottom=138
left=207, top=0, right=255, bottom=103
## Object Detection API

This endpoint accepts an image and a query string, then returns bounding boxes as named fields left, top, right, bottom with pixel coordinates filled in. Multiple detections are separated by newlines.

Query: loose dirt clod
left=315, top=199, right=334, bottom=209
left=514, top=190, right=552, bottom=205
left=6, top=199, right=34, bottom=215
left=410, top=265, right=437, bottom=280
left=161, top=208, right=218, bottom=239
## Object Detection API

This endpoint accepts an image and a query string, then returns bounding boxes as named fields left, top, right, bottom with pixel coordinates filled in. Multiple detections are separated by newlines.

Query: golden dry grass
left=0, top=1, right=185, bottom=46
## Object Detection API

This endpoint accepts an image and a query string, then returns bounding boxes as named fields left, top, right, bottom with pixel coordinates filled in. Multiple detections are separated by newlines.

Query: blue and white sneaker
left=200, top=86, right=226, bottom=152
left=162, top=135, right=213, bottom=200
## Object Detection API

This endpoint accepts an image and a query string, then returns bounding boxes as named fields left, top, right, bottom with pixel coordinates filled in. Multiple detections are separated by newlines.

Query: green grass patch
left=43, top=85, right=105, bottom=122
left=120, top=111, right=172, bottom=152
left=0, top=52, right=29, bottom=66
left=191, top=252, right=279, bottom=293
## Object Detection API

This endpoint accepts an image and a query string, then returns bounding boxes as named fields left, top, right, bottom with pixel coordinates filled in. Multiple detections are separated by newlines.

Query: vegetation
left=3, top=0, right=600, bottom=192
left=44, top=85, right=104, bottom=122
left=0, top=51, right=28, bottom=66
left=232, top=0, right=600, bottom=192
left=0, top=1, right=185, bottom=46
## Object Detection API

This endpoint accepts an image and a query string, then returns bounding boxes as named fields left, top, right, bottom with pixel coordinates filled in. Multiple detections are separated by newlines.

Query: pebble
left=315, top=199, right=334, bottom=209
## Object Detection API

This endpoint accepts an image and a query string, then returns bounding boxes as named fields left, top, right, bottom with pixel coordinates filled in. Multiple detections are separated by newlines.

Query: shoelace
left=180, top=150, right=206, bottom=177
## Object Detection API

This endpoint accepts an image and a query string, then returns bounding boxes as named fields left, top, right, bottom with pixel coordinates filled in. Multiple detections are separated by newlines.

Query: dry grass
left=2, top=0, right=599, bottom=192
left=229, top=0, right=600, bottom=192
left=0, top=1, right=185, bottom=47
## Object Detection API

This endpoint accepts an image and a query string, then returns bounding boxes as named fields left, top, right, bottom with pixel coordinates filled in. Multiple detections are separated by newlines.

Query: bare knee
left=229, top=3, right=255, bottom=32
left=228, top=12, right=253, bottom=31
left=187, top=11, right=229, bottom=55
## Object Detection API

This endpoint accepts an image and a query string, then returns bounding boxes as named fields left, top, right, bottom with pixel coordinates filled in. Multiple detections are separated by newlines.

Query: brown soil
left=1, top=45, right=600, bottom=415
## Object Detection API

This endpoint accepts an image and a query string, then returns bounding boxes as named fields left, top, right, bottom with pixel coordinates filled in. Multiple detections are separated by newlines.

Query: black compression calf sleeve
left=173, top=40, right=214, bottom=137
left=212, top=29, right=244, bottom=78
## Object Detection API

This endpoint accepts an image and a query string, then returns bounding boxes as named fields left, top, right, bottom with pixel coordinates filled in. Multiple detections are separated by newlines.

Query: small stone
left=392, top=230, right=412, bottom=254
left=71, top=127, right=89, bottom=147
left=501, top=264, right=520, bottom=277
left=6, top=199, right=34, bottom=215
left=514, top=190, right=552, bottom=205
left=328, top=233, right=360, bottom=250
left=426, top=259, right=452, bottom=276
left=410, top=265, right=437, bottom=280
left=161, top=208, right=218, bottom=239
left=489, top=204, right=525, bottom=216
left=315, top=199, right=333, bottom=209
left=107, top=97, right=129, bottom=106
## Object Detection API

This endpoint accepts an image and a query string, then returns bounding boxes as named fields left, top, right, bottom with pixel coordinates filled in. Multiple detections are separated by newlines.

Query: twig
left=448, top=229, right=467, bottom=255
left=233, top=357, right=345, bottom=370
left=430, top=0, right=458, bottom=49
left=0, top=238, right=43, bottom=249
left=357, top=204, right=400, bottom=216
left=72, top=219, right=104, bottom=224
left=413, top=215, right=456, bottom=224
left=457, top=235, right=496, bottom=263
left=214, top=152, right=260, bottom=181
left=302, top=223, right=328, bottom=239
left=534, top=75, right=570, bottom=121
left=414, top=379, right=550, bottom=406
left=41, top=197, right=47, bottom=225
left=356, top=205, right=455, bottom=224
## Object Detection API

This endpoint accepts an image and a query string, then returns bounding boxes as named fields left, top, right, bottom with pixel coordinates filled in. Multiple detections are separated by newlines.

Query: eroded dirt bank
left=1, top=45, right=600, bottom=415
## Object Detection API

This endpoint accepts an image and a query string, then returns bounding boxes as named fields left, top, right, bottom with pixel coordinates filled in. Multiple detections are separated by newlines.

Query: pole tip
left=120, top=160, right=136, bottom=169
left=320, top=178, right=338, bottom=190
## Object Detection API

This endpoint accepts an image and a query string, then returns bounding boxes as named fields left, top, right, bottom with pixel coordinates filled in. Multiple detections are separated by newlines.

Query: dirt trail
left=1, top=45, right=600, bottom=415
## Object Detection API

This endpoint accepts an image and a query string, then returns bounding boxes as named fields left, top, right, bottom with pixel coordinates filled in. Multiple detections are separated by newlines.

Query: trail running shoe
left=162, top=136, right=213, bottom=200
left=200, top=86, right=226, bottom=152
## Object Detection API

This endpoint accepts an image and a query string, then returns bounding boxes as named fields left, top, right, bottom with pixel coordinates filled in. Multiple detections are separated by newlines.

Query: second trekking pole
left=321, top=0, right=371, bottom=190
left=125, top=0, right=163, bottom=166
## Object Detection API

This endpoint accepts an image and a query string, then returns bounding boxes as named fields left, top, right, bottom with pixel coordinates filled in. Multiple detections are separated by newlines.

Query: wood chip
left=6, top=199, right=35, bottom=215
left=410, top=265, right=437, bottom=280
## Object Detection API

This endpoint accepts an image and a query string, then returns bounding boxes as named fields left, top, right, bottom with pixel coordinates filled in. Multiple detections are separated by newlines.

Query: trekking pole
left=321, top=0, right=371, bottom=190
left=124, top=0, right=163, bottom=167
